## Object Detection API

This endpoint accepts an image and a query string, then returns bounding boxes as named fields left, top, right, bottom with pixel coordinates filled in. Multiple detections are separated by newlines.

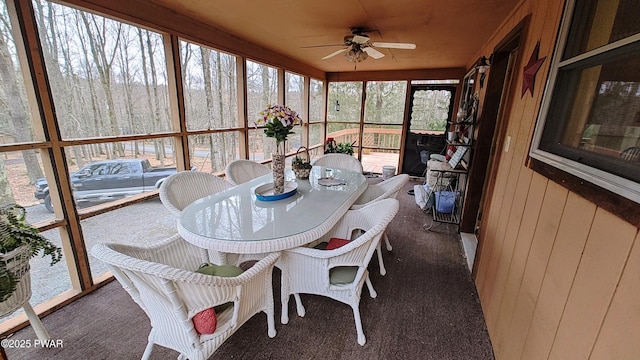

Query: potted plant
left=292, top=146, right=312, bottom=180
left=324, top=138, right=355, bottom=156
left=0, top=204, right=62, bottom=307
left=336, top=141, right=355, bottom=156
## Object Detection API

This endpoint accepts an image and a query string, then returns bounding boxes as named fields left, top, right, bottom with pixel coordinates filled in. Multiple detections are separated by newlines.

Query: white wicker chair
left=351, top=174, right=409, bottom=275
left=159, top=171, right=232, bottom=264
left=91, top=235, right=280, bottom=360
left=312, top=153, right=363, bottom=173
left=225, top=159, right=271, bottom=185
left=279, top=198, right=399, bottom=345
left=159, top=171, right=232, bottom=218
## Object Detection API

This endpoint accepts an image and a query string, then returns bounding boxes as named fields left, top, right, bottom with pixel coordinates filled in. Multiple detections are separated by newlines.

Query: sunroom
left=1, top=0, right=639, bottom=359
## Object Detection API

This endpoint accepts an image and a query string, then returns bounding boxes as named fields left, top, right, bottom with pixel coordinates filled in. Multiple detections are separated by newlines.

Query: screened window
left=531, top=0, right=640, bottom=203
left=35, top=1, right=171, bottom=139
left=285, top=71, right=303, bottom=153
left=246, top=60, right=278, bottom=160
left=180, top=40, right=239, bottom=131
left=327, top=81, right=362, bottom=152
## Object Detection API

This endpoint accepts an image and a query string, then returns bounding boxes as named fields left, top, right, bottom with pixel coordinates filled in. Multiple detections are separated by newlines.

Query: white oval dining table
left=178, top=166, right=367, bottom=254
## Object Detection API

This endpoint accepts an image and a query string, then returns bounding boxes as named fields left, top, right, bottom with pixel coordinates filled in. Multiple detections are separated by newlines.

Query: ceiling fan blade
left=363, top=47, right=385, bottom=59
left=371, top=42, right=416, bottom=49
left=322, top=48, right=348, bottom=60
left=352, top=35, right=370, bottom=44
left=301, top=43, right=345, bottom=48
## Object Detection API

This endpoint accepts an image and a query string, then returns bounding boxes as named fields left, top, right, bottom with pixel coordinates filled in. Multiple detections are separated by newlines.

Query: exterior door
left=401, top=85, right=456, bottom=176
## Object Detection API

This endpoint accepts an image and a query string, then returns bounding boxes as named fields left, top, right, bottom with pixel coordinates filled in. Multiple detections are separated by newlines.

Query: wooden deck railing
left=328, top=128, right=402, bottom=151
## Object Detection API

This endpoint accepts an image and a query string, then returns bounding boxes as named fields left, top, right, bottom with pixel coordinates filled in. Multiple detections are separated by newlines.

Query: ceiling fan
left=316, top=28, right=416, bottom=63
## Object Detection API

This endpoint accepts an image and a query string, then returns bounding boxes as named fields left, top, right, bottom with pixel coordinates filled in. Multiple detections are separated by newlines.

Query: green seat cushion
left=196, top=264, right=244, bottom=277
left=192, top=263, right=244, bottom=333
left=329, top=266, right=359, bottom=284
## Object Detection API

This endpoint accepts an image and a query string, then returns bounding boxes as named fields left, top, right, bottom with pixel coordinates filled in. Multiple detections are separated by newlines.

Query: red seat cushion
left=192, top=264, right=244, bottom=334
left=193, top=308, right=217, bottom=334
left=325, top=237, right=351, bottom=250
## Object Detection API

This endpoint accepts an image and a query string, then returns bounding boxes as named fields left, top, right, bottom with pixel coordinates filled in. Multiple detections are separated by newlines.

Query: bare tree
left=0, top=17, right=43, bottom=184
left=79, top=12, right=123, bottom=157
left=144, top=31, right=165, bottom=165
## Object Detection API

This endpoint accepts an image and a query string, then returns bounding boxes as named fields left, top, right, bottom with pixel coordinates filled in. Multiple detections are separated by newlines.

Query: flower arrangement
left=256, top=104, right=302, bottom=151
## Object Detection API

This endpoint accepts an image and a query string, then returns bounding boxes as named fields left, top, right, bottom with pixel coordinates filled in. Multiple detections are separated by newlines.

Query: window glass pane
left=246, top=60, right=278, bottom=125
left=328, top=123, right=359, bottom=146
left=1, top=227, right=71, bottom=322
left=364, top=81, right=407, bottom=124
left=563, top=0, right=640, bottom=60
left=327, top=82, right=362, bottom=123
left=540, top=45, right=640, bottom=183
left=309, top=79, right=324, bottom=123
left=409, top=88, right=451, bottom=132
left=309, top=123, right=323, bottom=148
left=0, top=1, right=41, bottom=144
left=188, top=132, right=241, bottom=174
left=86, top=198, right=175, bottom=279
left=0, top=150, right=54, bottom=221
left=33, top=0, right=171, bottom=139
left=58, top=139, right=176, bottom=212
left=180, top=41, right=238, bottom=131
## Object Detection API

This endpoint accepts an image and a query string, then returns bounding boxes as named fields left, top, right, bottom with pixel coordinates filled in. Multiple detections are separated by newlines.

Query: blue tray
left=255, top=181, right=298, bottom=201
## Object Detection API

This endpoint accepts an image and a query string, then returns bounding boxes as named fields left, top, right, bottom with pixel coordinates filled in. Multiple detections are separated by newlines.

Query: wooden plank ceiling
left=149, top=0, right=522, bottom=73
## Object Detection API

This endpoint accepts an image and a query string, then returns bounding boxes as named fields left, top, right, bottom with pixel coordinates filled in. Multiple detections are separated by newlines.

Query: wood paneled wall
left=473, top=0, right=640, bottom=359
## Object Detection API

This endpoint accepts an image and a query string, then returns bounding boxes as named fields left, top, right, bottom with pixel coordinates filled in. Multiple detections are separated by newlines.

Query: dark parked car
left=34, top=159, right=180, bottom=212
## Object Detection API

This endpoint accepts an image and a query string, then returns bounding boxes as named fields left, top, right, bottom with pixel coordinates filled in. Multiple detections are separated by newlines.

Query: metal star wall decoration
left=521, top=41, right=546, bottom=97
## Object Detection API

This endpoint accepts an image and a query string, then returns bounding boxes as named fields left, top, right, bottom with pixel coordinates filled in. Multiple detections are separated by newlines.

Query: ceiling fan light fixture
left=344, top=46, right=368, bottom=63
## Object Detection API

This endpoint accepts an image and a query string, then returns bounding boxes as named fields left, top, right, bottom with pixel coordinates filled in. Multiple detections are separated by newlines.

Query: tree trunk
left=0, top=158, right=15, bottom=205
left=0, top=24, right=43, bottom=184
left=145, top=31, right=165, bottom=165
left=200, top=47, right=217, bottom=171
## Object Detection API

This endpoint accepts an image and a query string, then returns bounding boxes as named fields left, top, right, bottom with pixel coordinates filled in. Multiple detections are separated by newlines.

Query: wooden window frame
left=529, top=0, right=640, bottom=218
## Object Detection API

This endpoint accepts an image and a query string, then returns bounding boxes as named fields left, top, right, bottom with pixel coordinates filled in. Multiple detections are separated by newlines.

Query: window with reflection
left=531, top=0, right=640, bottom=203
